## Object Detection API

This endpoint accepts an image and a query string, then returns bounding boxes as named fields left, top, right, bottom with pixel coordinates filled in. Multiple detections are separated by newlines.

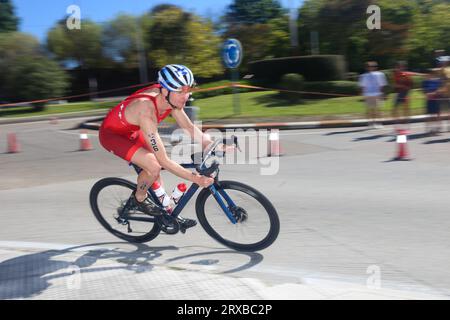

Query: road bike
left=89, top=137, right=280, bottom=251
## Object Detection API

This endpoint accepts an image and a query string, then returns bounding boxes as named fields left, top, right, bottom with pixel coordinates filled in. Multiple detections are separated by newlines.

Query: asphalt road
left=1, top=117, right=450, bottom=299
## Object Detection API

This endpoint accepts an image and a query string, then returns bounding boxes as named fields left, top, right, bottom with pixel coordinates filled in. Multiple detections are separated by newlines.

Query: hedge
left=302, top=81, right=360, bottom=98
left=278, top=74, right=304, bottom=102
left=275, top=74, right=360, bottom=99
left=248, top=55, right=347, bottom=82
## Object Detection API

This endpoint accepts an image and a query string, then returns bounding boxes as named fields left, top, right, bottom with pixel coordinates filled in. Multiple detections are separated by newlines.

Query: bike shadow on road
left=383, top=132, right=433, bottom=142
left=352, top=132, right=433, bottom=143
left=352, top=133, right=391, bottom=141
left=423, top=138, right=450, bottom=144
left=0, top=241, right=263, bottom=299
left=324, top=128, right=370, bottom=136
left=164, top=249, right=264, bottom=275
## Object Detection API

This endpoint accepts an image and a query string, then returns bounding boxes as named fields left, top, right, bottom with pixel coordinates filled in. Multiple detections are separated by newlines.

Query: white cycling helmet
left=158, top=64, right=195, bottom=92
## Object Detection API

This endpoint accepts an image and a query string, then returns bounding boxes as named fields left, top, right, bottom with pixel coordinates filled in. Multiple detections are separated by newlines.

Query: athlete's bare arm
left=137, top=101, right=213, bottom=187
left=171, top=108, right=213, bottom=150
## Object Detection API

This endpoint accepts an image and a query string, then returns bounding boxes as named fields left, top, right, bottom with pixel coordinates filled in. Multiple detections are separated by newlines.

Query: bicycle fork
left=209, top=184, right=238, bottom=224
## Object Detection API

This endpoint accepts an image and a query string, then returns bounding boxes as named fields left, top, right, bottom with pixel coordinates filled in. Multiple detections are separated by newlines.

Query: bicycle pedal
left=177, top=218, right=197, bottom=234
left=158, top=214, right=180, bottom=235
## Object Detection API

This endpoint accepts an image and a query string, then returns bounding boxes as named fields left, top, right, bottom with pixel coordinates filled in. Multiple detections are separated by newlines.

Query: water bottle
left=171, top=183, right=187, bottom=205
left=151, top=181, right=172, bottom=213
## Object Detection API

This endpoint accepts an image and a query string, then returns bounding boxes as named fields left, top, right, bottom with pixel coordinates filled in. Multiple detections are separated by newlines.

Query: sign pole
left=222, top=39, right=243, bottom=116
left=232, top=68, right=240, bottom=115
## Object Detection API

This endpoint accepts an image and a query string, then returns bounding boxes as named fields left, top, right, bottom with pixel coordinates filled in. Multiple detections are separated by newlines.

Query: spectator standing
left=358, top=61, right=388, bottom=129
left=392, top=61, right=413, bottom=125
left=422, top=69, right=442, bottom=135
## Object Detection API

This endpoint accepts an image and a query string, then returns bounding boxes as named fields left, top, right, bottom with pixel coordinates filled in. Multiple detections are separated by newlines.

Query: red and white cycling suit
left=99, top=84, right=171, bottom=162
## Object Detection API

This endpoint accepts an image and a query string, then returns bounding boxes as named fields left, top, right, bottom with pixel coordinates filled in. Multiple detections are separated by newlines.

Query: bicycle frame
left=154, top=164, right=238, bottom=224
left=128, top=161, right=238, bottom=224
left=125, top=138, right=240, bottom=224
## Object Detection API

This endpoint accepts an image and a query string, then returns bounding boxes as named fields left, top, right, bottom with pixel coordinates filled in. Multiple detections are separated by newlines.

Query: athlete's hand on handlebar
left=209, top=136, right=240, bottom=156
left=215, top=144, right=236, bottom=154
left=192, top=173, right=214, bottom=188
left=221, top=135, right=240, bottom=152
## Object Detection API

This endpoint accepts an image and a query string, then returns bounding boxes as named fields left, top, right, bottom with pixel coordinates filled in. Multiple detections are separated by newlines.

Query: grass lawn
left=0, top=88, right=430, bottom=122
left=195, top=89, right=429, bottom=121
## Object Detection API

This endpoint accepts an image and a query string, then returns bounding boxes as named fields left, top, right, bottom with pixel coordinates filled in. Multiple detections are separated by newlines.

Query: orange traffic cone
left=394, top=129, right=411, bottom=161
left=268, top=129, right=284, bottom=157
left=7, top=133, right=20, bottom=153
left=79, top=130, right=93, bottom=151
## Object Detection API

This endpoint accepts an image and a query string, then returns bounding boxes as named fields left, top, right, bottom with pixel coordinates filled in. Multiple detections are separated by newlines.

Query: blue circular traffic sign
left=222, top=39, right=243, bottom=69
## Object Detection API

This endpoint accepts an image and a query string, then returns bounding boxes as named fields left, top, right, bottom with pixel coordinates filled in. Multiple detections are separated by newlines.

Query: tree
left=297, top=0, right=420, bottom=71
left=146, top=6, right=223, bottom=78
left=224, top=0, right=285, bottom=26
left=366, top=0, right=418, bottom=68
left=102, top=14, right=141, bottom=67
left=0, top=0, right=19, bottom=33
left=316, top=0, right=370, bottom=54
left=406, top=2, right=450, bottom=69
left=297, top=0, right=371, bottom=71
left=4, top=55, right=69, bottom=109
left=225, top=18, right=291, bottom=72
left=297, top=0, right=327, bottom=54
left=0, top=32, right=42, bottom=99
left=265, top=17, right=292, bottom=58
left=0, top=32, right=68, bottom=109
left=150, top=4, right=180, bottom=14
left=183, top=16, right=224, bottom=78
left=146, top=7, right=190, bottom=65
left=0, top=32, right=41, bottom=62
left=47, top=19, right=104, bottom=69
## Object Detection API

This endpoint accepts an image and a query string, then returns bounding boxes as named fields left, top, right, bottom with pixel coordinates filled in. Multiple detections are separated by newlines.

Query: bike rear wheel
left=89, top=177, right=161, bottom=243
left=195, top=181, right=280, bottom=251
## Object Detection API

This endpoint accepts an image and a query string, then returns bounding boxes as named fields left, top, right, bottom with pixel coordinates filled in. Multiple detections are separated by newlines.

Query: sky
left=13, top=0, right=304, bottom=42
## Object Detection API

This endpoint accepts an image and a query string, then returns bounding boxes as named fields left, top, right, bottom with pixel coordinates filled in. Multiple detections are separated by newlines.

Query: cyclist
left=99, top=64, right=214, bottom=230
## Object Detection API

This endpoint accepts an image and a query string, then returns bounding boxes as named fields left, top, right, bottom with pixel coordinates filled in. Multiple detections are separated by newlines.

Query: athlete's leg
left=129, top=138, right=197, bottom=228
left=131, top=148, right=161, bottom=202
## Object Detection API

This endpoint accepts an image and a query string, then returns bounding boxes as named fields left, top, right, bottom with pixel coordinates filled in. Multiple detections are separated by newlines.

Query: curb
left=200, top=114, right=449, bottom=131
left=80, top=114, right=449, bottom=132
left=2, top=110, right=448, bottom=131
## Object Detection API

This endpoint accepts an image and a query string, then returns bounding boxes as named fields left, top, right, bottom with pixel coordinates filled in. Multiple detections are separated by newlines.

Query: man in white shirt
left=358, top=61, right=388, bottom=129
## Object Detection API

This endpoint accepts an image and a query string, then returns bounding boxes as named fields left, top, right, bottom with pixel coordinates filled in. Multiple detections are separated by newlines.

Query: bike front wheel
left=195, top=181, right=280, bottom=251
left=90, top=177, right=161, bottom=243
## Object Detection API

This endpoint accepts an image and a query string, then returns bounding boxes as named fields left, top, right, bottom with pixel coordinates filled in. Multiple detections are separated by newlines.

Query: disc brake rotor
left=231, top=207, right=248, bottom=223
